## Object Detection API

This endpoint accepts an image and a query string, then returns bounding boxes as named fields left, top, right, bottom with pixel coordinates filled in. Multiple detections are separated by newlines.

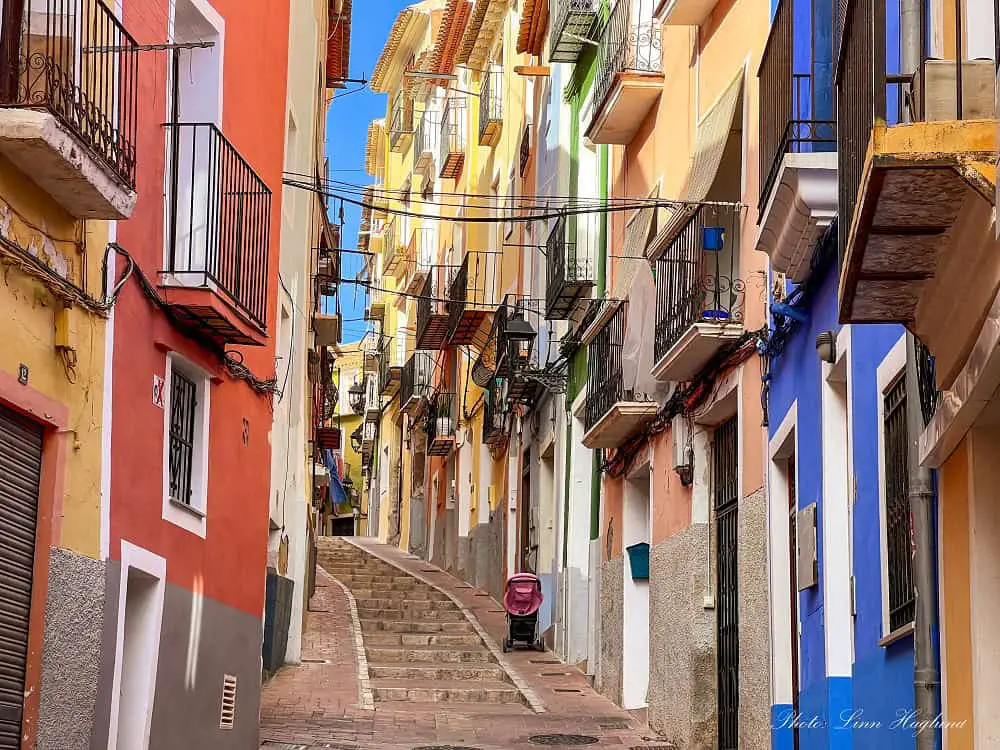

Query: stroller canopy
left=503, top=573, right=542, bottom=616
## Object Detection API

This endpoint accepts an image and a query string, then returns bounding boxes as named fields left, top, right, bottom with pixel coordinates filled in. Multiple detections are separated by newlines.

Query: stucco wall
left=471, top=507, right=505, bottom=602
left=738, top=486, right=771, bottom=749
left=37, top=549, right=112, bottom=750
left=598, top=556, right=624, bottom=707
left=648, top=523, right=715, bottom=748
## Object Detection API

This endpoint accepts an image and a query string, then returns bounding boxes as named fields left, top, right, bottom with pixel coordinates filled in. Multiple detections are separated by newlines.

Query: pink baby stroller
left=502, top=573, right=544, bottom=652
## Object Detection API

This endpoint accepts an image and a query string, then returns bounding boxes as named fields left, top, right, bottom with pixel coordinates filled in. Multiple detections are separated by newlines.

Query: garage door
left=0, top=405, right=43, bottom=748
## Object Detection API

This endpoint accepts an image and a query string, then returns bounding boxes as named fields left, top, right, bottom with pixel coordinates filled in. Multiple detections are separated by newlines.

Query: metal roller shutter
left=0, top=405, right=42, bottom=749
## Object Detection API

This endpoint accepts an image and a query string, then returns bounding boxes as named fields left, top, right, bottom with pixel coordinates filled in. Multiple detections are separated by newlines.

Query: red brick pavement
left=259, top=545, right=668, bottom=750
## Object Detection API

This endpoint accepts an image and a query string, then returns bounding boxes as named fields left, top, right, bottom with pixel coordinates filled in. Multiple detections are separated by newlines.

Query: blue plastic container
left=626, top=542, right=650, bottom=580
left=702, top=226, right=726, bottom=251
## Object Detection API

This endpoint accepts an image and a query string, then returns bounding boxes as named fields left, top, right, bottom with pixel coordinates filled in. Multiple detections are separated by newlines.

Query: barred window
left=883, top=375, right=915, bottom=633
left=169, top=369, right=198, bottom=505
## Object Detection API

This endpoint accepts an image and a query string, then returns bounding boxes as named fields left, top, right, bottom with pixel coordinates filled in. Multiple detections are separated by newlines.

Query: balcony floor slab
left=652, top=322, right=745, bottom=382
left=0, top=109, right=136, bottom=219
left=582, top=401, right=659, bottom=449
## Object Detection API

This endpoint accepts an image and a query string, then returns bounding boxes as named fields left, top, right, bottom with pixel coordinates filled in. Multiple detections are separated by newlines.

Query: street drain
left=530, top=659, right=561, bottom=664
left=529, top=735, right=599, bottom=746
left=301, top=658, right=330, bottom=664
left=540, top=672, right=569, bottom=676
left=553, top=688, right=582, bottom=693
left=598, top=722, right=630, bottom=730
left=412, top=746, right=484, bottom=750
left=474, top=593, right=491, bottom=597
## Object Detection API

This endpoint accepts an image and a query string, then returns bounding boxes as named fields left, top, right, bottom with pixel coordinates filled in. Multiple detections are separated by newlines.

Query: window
left=883, top=374, right=915, bottom=633
left=163, top=355, right=211, bottom=535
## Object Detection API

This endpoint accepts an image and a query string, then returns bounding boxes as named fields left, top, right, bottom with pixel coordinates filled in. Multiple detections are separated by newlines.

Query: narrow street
left=260, top=539, right=662, bottom=750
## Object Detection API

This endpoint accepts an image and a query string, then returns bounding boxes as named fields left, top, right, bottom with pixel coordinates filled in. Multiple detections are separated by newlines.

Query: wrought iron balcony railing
left=758, top=0, right=836, bottom=214
left=483, top=375, right=508, bottom=445
left=585, top=302, right=628, bottom=431
left=550, top=0, right=598, bottom=63
left=165, top=122, right=272, bottom=328
left=406, top=225, right=437, bottom=279
left=425, top=391, right=456, bottom=455
left=389, top=94, right=413, bottom=152
left=546, top=215, right=594, bottom=319
left=384, top=219, right=405, bottom=275
left=416, top=265, right=451, bottom=350
left=415, top=106, right=440, bottom=173
left=836, top=0, right=998, bottom=259
left=591, top=0, right=662, bottom=124
left=479, top=65, right=503, bottom=146
left=379, top=335, right=403, bottom=397
left=400, top=352, right=435, bottom=412
left=448, top=251, right=497, bottom=345
left=0, top=0, right=140, bottom=187
left=438, top=97, right=467, bottom=179
left=653, top=207, right=744, bottom=364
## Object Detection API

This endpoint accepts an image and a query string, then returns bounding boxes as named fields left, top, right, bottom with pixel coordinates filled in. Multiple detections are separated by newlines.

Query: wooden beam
left=514, top=65, right=551, bottom=77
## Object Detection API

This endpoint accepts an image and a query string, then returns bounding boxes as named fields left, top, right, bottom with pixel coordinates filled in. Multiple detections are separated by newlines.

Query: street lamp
left=350, top=425, right=363, bottom=454
left=348, top=380, right=365, bottom=415
left=505, top=310, right=537, bottom=368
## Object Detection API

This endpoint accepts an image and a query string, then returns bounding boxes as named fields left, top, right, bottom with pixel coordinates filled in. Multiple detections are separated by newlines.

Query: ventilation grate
left=529, top=735, right=599, bottom=746
left=219, top=674, right=237, bottom=730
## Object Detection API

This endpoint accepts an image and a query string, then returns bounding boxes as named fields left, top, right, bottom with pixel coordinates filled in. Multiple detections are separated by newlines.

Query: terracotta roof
left=326, top=0, right=353, bottom=87
left=371, top=7, right=429, bottom=93
left=516, top=0, right=548, bottom=56
left=456, top=0, right=506, bottom=68
left=365, top=119, right=385, bottom=177
left=431, top=0, right=473, bottom=78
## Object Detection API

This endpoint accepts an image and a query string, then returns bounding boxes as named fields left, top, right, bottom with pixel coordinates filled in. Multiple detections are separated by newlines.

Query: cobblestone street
left=260, top=540, right=664, bottom=750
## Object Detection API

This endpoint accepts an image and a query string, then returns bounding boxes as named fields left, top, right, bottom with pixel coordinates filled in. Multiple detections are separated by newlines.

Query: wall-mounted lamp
left=505, top=311, right=537, bottom=367
left=816, top=331, right=837, bottom=364
left=348, top=380, right=366, bottom=414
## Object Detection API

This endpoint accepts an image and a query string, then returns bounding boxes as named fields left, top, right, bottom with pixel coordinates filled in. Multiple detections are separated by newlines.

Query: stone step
left=324, top=573, right=416, bottom=585
left=363, top=632, right=483, bottom=647
left=364, top=645, right=495, bottom=664
left=355, top=597, right=456, bottom=611
left=347, top=588, right=449, bottom=602
left=339, top=580, right=429, bottom=593
left=359, top=619, right=474, bottom=634
left=356, top=607, right=466, bottom=622
left=368, top=664, right=508, bottom=681
left=372, top=679, right=522, bottom=705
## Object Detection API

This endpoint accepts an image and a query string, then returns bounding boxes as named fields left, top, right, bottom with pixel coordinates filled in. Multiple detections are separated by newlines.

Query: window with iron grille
left=883, top=375, right=915, bottom=633
left=169, top=370, right=198, bottom=505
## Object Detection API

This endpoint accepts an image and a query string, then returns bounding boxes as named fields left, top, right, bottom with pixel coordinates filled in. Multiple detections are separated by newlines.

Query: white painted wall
left=622, top=468, right=651, bottom=709
left=767, top=404, right=797, bottom=709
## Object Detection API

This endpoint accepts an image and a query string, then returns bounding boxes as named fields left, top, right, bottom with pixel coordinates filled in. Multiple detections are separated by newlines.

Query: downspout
left=904, top=333, right=941, bottom=750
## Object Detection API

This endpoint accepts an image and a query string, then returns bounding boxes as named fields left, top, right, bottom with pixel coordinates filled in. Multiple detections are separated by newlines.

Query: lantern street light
left=505, top=309, right=537, bottom=368
left=348, top=380, right=366, bottom=415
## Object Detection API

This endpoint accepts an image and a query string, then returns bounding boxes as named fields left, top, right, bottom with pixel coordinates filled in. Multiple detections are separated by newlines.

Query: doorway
left=622, top=464, right=651, bottom=710
left=519, top=448, right=536, bottom=573
left=714, top=417, right=739, bottom=750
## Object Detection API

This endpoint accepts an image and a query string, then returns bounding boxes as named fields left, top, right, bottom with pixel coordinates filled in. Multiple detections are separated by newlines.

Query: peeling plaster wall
left=648, top=523, right=716, bottom=749
left=598, top=556, right=624, bottom=707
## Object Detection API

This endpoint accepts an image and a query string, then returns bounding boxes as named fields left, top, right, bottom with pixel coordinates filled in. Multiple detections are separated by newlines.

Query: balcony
left=448, top=251, right=497, bottom=346
left=379, top=336, right=403, bottom=399
left=582, top=303, right=658, bottom=449
left=415, top=265, right=451, bottom=350
left=585, top=0, right=663, bottom=145
left=383, top=220, right=406, bottom=277
left=755, top=0, right=837, bottom=282
left=414, top=107, right=440, bottom=178
left=550, top=0, right=598, bottom=64
left=425, top=391, right=456, bottom=456
left=652, top=206, right=744, bottom=381
left=367, top=285, right=386, bottom=321
left=400, top=352, right=435, bottom=417
left=479, top=65, right=503, bottom=147
left=389, top=94, right=414, bottom=153
left=402, top=225, right=437, bottom=295
left=437, top=97, right=467, bottom=179
left=837, top=0, right=997, bottom=384
left=361, top=421, right=377, bottom=463
left=161, top=122, right=271, bottom=347
left=483, top=376, right=508, bottom=446
left=546, top=215, right=594, bottom=319
left=364, top=375, right=380, bottom=423
left=0, top=0, right=139, bottom=218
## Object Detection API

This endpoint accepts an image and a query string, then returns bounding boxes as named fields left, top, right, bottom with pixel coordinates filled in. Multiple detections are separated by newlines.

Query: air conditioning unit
left=914, top=59, right=996, bottom=121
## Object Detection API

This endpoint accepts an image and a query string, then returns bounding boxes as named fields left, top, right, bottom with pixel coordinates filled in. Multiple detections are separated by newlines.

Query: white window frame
left=875, top=333, right=908, bottom=641
left=162, top=353, right=212, bottom=537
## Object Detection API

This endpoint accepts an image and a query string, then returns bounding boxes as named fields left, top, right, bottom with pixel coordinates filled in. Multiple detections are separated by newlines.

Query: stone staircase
left=317, top=539, right=522, bottom=706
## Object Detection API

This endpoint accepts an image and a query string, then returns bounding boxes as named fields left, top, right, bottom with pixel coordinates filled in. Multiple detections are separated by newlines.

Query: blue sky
left=327, top=1, right=410, bottom=344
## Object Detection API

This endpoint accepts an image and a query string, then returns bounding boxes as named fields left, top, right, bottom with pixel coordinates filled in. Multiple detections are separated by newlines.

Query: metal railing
left=836, top=0, right=998, bottom=260
left=415, top=106, right=440, bottom=163
left=883, top=374, right=915, bottom=632
left=416, top=265, right=450, bottom=347
left=378, top=336, right=402, bottom=395
left=483, top=375, right=507, bottom=444
left=758, top=0, right=836, bottom=213
left=400, top=352, right=434, bottom=407
left=478, top=65, right=503, bottom=144
left=550, top=0, right=598, bottom=63
left=437, top=97, right=467, bottom=178
left=653, top=206, right=744, bottom=363
left=585, top=302, right=627, bottom=432
left=384, top=219, right=401, bottom=270
left=426, top=391, right=456, bottom=441
left=409, top=225, right=437, bottom=276
left=0, top=0, right=139, bottom=187
left=165, top=122, right=272, bottom=327
left=545, top=215, right=593, bottom=318
left=448, top=251, right=496, bottom=332
left=591, top=0, right=661, bottom=123
left=389, top=94, right=412, bottom=151
left=519, top=123, right=531, bottom=176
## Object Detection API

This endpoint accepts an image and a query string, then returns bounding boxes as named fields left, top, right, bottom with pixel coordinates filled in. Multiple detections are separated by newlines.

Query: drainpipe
left=904, top=333, right=941, bottom=749
left=899, top=0, right=921, bottom=122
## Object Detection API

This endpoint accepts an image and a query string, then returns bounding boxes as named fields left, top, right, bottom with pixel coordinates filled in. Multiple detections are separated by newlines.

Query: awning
left=612, top=193, right=658, bottom=300
left=649, top=71, right=744, bottom=259
left=517, top=0, right=549, bottom=55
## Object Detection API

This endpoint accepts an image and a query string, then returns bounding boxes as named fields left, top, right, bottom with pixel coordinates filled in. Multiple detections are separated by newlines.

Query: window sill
left=169, top=498, right=206, bottom=519
left=878, top=621, right=915, bottom=647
